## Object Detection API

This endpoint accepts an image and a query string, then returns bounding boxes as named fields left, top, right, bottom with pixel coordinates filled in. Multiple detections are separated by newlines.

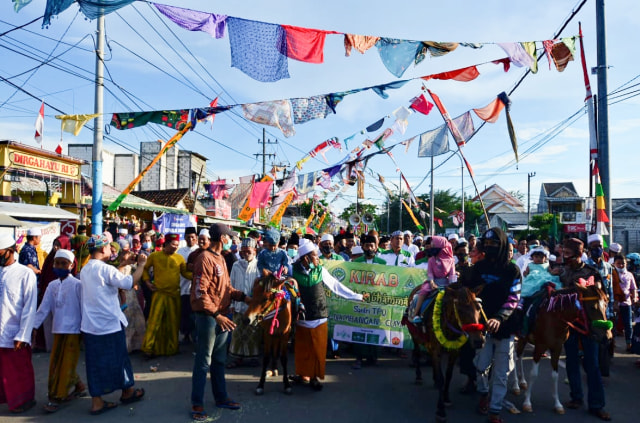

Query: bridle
left=253, top=280, right=299, bottom=334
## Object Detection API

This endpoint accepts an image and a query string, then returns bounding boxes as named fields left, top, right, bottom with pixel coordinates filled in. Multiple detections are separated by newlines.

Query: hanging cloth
left=280, top=25, right=337, bottom=63
left=154, top=3, right=227, bottom=38
left=497, top=42, right=535, bottom=68
left=111, top=110, right=190, bottom=131
left=291, top=96, right=332, bottom=124
left=421, top=65, right=480, bottom=82
left=409, top=94, right=434, bottom=115
left=248, top=180, right=274, bottom=208
left=56, top=113, right=100, bottom=136
left=550, top=38, right=575, bottom=72
left=344, top=34, right=380, bottom=56
left=473, top=96, right=506, bottom=123
left=418, top=125, right=449, bottom=157
left=521, top=41, right=538, bottom=74
left=376, top=38, right=422, bottom=77
left=242, top=100, right=295, bottom=137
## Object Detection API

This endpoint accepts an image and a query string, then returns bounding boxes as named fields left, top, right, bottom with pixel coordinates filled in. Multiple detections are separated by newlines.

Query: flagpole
left=398, top=173, right=402, bottom=230
left=430, top=156, right=434, bottom=236
left=91, top=12, right=105, bottom=235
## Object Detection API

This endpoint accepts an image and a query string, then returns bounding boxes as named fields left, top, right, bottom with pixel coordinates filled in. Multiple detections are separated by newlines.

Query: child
left=257, top=228, right=290, bottom=276
left=33, top=249, right=85, bottom=413
left=612, top=254, right=637, bottom=352
left=521, top=246, right=560, bottom=298
left=411, top=236, right=457, bottom=323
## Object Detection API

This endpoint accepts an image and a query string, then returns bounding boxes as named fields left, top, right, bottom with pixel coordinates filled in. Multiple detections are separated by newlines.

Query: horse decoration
left=402, top=284, right=486, bottom=423
left=514, top=280, right=612, bottom=414
left=244, top=267, right=301, bottom=395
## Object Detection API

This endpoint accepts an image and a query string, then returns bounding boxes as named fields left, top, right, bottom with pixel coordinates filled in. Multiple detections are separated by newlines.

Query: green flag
left=549, top=214, right=558, bottom=242
left=473, top=221, right=480, bottom=237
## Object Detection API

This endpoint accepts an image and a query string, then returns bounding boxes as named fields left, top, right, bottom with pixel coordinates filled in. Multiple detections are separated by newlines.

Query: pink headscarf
left=428, top=236, right=455, bottom=278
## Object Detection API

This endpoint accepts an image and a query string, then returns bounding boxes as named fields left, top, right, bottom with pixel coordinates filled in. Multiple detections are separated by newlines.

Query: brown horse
left=403, top=284, right=486, bottom=423
left=244, top=272, right=298, bottom=395
left=515, top=282, right=611, bottom=414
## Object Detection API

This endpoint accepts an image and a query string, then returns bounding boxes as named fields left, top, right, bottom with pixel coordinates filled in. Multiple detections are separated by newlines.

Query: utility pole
left=91, top=13, right=105, bottom=235
left=254, top=128, right=277, bottom=178
left=527, top=172, right=536, bottom=233
left=596, top=0, right=612, bottom=242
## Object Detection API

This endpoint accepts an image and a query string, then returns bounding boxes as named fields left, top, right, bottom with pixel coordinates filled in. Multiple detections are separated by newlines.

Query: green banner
left=323, top=260, right=427, bottom=350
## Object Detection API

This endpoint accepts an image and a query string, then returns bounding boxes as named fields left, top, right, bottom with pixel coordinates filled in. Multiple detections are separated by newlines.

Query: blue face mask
left=309, top=263, right=316, bottom=270
left=142, top=242, right=151, bottom=250
left=287, top=248, right=297, bottom=258
left=590, top=247, right=603, bottom=258
left=53, top=268, right=70, bottom=279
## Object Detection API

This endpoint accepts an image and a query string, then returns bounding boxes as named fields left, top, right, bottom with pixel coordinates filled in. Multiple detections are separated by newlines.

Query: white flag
left=34, top=101, right=44, bottom=144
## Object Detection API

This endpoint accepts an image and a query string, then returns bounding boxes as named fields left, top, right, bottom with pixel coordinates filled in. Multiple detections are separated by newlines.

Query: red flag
left=427, top=89, right=467, bottom=146
left=473, top=97, right=506, bottom=123
left=55, top=140, right=63, bottom=155
left=422, top=65, right=480, bottom=82
left=34, top=101, right=44, bottom=144
left=248, top=180, right=274, bottom=208
left=409, top=94, right=434, bottom=115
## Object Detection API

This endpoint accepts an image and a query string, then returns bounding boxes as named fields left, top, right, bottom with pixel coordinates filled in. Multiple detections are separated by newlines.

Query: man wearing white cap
left=19, top=227, right=42, bottom=276
left=447, top=233, right=459, bottom=251
left=607, top=242, right=623, bottom=264
left=0, top=234, right=37, bottom=413
left=178, top=227, right=199, bottom=345
left=379, top=231, right=415, bottom=267
left=33, top=249, right=85, bottom=412
left=402, top=231, right=419, bottom=258
left=318, top=233, right=344, bottom=264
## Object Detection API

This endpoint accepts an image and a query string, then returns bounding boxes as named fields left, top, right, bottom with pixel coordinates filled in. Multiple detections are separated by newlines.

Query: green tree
left=528, top=213, right=564, bottom=242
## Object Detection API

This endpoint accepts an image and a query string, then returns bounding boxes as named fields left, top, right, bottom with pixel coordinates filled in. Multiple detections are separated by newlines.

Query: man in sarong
left=0, top=234, right=37, bottom=413
left=80, top=234, right=147, bottom=415
left=142, top=233, right=192, bottom=357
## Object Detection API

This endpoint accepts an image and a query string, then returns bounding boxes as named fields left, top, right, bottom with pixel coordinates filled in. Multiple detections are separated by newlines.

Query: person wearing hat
left=19, top=227, right=43, bottom=276
left=190, top=223, right=250, bottom=419
left=402, top=230, right=419, bottom=258
left=227, top=238, right=262, bottom=368
left=585, top=234, right=615, bottom=378
left=318, top=233, right=344, bottom=264
left=379, top=231, right=415, bottom=267
left=33, top=249, right=86, bottom=413
left=290, top=239, right=366, bottom=391
left=187, top=229, right=211, bottom=273
left=80, top=234, right=147, bottom=415
left=466, top=228, right=522, bottom=423
left=131, top=234, right=142, bottom=255
left=607, top=242, right=623, bottom=264
left=257, top=228, right=290, bottom=276
left=555, top=237, right=611, bottom=421
left=178, top=227, right=199, bottom=345
left=141, top=233, right=192, bottom=358
left=0, top=235, right=37, bottom=413
left=611, top=254, right=637, bottom=352
left=520, top=245, right=560, bottom=298
left=353, top=235, right=386, bottom=265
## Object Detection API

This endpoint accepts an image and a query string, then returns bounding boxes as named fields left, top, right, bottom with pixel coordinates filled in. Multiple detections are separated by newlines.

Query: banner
left=269, top=191, right=295, bottom=225
left=323, top=260, right=428, bottom=349
left=237, top=175, right=273, bottom=222
left=153, top=213, right=196, bottom=237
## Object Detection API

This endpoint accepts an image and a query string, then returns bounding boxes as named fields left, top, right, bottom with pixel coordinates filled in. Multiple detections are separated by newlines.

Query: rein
left=559, top=292, right=604, bottom=335
left=256, top=281, right=299, bottom=335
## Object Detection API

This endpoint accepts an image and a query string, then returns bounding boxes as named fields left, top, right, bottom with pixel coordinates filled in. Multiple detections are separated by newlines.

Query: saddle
left=405, top=286, right=439, bottom=323
left=522, top=282, right=557, bottom=335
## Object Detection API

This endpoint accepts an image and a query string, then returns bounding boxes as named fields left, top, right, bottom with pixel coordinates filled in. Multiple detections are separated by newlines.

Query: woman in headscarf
left=34, top=235, right=74, bottom=352
left=410, top=235, right=457, bottom=323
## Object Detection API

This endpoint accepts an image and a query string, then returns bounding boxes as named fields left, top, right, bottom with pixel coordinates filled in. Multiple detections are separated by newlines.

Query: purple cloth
left=498, top=42, right=535, bottom=68
left=227, top=17, right=290, bottom=82
left=154, top=3, right=227, bottom=38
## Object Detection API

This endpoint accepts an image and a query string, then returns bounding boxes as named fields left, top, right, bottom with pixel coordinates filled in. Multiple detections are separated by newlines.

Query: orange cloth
left=344, top=34, right=380, bottom=56
left=294, top=322, right=328, bottom=379
left=473, top=97, right=506, bottom=123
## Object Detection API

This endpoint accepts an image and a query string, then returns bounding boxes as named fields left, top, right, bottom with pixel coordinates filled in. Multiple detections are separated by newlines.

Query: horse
left=244, top=271, right=299, bottom=395
left=514, top=279, right=611, bottom=415
left=403, top=283, right=486, bottom=423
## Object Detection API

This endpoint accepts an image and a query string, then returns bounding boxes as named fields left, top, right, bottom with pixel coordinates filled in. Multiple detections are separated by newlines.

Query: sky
left=1, top=0, right=639, bottom=217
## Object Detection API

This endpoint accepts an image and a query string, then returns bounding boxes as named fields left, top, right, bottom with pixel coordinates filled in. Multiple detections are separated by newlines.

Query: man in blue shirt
left=19, top=227, right=42, bottom=277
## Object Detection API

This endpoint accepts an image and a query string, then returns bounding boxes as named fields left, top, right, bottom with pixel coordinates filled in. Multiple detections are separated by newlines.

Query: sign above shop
left=9, top=150, right=79, bottom=178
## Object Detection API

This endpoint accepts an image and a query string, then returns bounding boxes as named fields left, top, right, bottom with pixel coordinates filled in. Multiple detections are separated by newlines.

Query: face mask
left=484, top=246, right=500, bottom=259
left=110, top=253, right=118, bottom=261
left=0, top=251, right=11, bottom=267
left=53, top=268, right=71, bottom=278
left=320, top=246, right=332, bottom=255
left=287, top=248, right=297, bottom=258
left=616, top=266, right=627, bottom=273
left=223, top=240, right=232, bottom=251
left=364, top=249, right=376, bottom=259
left=308, top=263, right=316, bottom=270
left=142, top=242, right=151, bottom=250
left=456, top=254, right=468, bottom=263
left=590, top=247, right=603, bottom=258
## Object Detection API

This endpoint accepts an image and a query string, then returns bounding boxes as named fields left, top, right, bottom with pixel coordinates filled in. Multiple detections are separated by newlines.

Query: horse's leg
left=432, top=349, right=446, bottom=422
left=256, top=337, right=270, bottom=395
left=413, top=341, right=423, bottom=385
left=517, top=347, right=527, bottom=391
left=550, top=345, right=564, bottom=414
left=280, top=334, right=292, bottom=395
left=522, top=345, right=543, bottom=413
left=443, top=352, right=456, bottom=407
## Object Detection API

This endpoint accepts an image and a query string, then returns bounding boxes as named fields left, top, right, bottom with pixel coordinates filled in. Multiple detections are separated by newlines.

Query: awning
left=0, top=213, right=27, bottom=227
left=0, top=202, right=78, bottom=220
left=102, top=199, right=191, bottom=215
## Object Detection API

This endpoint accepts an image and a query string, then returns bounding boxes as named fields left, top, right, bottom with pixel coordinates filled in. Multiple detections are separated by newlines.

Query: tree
left=528, top=213, right=564, bottom=244
left=339, top=202, right=380, bottom=229
left=509, top=190, right=526, bottom=203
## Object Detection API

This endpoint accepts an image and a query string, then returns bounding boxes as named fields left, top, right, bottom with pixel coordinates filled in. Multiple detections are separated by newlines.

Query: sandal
left=190, top=406, right=208, bottom=421
left=90, top=401, right=118, bottom=415
left=64, top=386, right=88, bottom=401
left=310, top=378, right=323, bottom=391
left=120, top=387, right=145, bottom=404
left=288, top=375, right=310, bottom=384
left=216, top=398, right=241, bottom=410
left=10, top=399, right=36, bottom=414
left=44, top=402, right=61, bottom=413
left=477, top=394, right=489, bottom=415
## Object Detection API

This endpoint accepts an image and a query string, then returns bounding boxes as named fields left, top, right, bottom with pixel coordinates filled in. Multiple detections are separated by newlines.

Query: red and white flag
left=34, top=101, right=44, bottom=144
left=55, top=139, right=63, bottom=155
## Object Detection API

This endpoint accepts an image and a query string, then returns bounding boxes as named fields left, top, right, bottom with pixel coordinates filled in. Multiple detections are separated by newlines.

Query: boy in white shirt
left=33, top=249, right=85, bottom=413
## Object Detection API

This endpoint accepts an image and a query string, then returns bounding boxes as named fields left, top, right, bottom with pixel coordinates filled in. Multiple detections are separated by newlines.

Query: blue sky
left=1, top=0, right=639, bottom=215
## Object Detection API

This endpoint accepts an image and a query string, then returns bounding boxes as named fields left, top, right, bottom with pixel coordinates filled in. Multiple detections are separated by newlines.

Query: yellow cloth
left=37, top=246, right=47, bottom=271
left=48, top=334, right=81, bottom=401
left=141, top=251, right=190, bottom=356
left=55, top=114, right=100, bottom=136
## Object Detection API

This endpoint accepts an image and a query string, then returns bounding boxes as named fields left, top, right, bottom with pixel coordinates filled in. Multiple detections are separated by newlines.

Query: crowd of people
left=0, top=221, right=638, bottom=423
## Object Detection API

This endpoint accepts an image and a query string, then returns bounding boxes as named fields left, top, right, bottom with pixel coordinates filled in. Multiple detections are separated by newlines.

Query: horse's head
left=576, top=279, right=612, bottom=342
left=244, top=272, right=288, bottom=326
left=447, top=285, right=486, bottom=349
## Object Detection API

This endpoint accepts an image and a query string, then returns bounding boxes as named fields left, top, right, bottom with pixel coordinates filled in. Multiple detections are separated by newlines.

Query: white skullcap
left=528, top=245, right=549, bottom=258
left=118, top=228, right=128, bottom=235
left=415, top=236, right=423, bottom=241
left=609, top=242, right=622, bottom=253
left=0, top=234, right=16, bottom=250
left=403, top=230, right=412, bottom=236
left=293, top=239, right=318, bottom=263
left=352, top=246, right=364, bottom=255
left=54, top=249, right=75, bottom=263
left=199, top=229, right=210, bottom=238
left=549, top=254, right=557, bottom=262
left=448, top=233, right=459, bottom=241
left=587, top=234, right=603, bottom=245
left=27, top=227, right=42, bottom=236
left=320, top=233, right=334, bottom=243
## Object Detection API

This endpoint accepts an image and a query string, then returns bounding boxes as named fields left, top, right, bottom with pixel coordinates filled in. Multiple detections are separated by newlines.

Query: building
left=473, top=184, right=525, bottom=215
left=489, top=212, right=530, bottom=233
left=612, top=198, right=640, bottom=252
left=537, top=182, right=584, bottom=214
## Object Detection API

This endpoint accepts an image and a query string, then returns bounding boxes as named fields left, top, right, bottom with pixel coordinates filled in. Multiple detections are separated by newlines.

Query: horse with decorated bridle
left=244, top=267, right=300, bottom=395
left=403, top=283, right=486, bottom=423
left=513, top=276, right=612, bottom=415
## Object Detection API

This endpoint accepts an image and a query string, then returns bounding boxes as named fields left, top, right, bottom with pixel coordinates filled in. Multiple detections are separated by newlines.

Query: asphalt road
left=2, top=341, right=638, bottom=423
